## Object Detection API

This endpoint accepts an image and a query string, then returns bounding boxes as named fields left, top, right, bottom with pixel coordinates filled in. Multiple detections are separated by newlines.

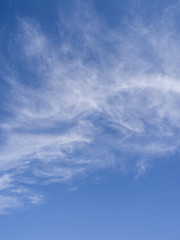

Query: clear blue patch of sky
left=0, top=156, right=180, bottom=240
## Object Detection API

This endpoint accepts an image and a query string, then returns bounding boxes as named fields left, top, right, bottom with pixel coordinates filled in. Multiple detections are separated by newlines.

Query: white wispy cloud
left=0, top=174, right=13, bottom=191
left=0, top=195, right=21, bottom=214
left=0, top=1, right=180, bottom=212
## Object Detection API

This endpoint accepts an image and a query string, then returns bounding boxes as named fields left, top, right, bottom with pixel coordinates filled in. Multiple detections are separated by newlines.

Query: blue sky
left=1, top=0, right=180, bottom=239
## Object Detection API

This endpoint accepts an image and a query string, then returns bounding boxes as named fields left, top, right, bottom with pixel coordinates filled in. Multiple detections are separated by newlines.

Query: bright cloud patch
left=0, top=1, right=180, bottom=212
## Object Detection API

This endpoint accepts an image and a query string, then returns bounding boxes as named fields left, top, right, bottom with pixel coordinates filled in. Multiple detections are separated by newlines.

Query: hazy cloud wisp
left=0, top=2, right=180, bottom=212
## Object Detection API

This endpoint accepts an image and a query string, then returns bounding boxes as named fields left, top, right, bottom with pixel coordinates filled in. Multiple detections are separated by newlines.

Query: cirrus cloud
left=0, top=1, right=180, bottom=212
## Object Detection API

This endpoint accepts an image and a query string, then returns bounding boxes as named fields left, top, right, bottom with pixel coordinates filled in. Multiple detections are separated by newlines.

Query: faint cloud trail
left=0, top=1, right=180, bottom=212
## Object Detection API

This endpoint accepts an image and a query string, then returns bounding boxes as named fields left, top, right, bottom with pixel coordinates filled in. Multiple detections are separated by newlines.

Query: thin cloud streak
left=0, top=1, right=180, bottom=212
